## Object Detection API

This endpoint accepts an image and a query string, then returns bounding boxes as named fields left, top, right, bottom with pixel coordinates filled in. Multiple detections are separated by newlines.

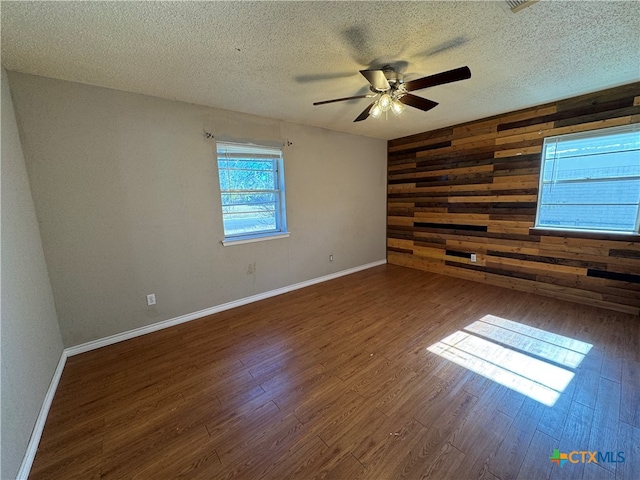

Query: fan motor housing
left=369, top=66, right=404, bottom=93
left=383, top=66, right=403, bottom=85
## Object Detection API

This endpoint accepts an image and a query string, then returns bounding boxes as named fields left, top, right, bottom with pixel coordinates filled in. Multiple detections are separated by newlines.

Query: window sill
left=529, top=228, right=640, bottom=242
left=221, top=232, right=290, bottom=246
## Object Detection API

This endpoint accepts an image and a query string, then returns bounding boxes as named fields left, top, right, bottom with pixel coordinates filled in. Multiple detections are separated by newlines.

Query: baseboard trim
left=65, top=259, right=387, bottom=357
left=16, top=350, right=68, bottom=480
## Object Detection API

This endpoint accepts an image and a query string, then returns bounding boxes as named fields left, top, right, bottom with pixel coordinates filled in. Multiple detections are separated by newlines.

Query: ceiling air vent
left=504, top=0, right=539, bottom=13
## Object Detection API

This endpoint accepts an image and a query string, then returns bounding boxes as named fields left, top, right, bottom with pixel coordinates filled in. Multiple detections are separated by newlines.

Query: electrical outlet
left=329, top=255, right=334, bottom=262
left=146, top=293, right=156, bottom=306
left=470, top=254, right=477, bottom=263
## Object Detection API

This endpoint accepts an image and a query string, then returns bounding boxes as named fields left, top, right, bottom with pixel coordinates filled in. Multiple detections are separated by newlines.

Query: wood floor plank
left=515, top=429, right=556, bottom=480
left=581, top=463, right=615, bottom=480
left=162, top=448, right=224, bottom=480
left=616, top=421, right=640, bottom=480
left=28, top=265, right=639, bottom=480
left=572, top=347, right=604, bottom=409
left=313, top=452, right=365, bottom=480
left=397, top=366, right=470, bottom=424
left=413, top=441, right=466, bottom=480
left=359, top=419, right=429, bottom=479
left=587, top=377, right=621, bottom=474
left=204, top=388, right=272, bottom=444
left=494, top=385, right=527, bottom=419
left=488, top=397, right=546, bottom=480
left=456, top=382, right=513, bottom=438
left=214, top=400, right=281, bottom=464
left=100, top=425, right=212, bottom=479
left=145, top=426, right=220, bottom=479
left=549, top=401, right=593, bottom=480
left=215, top=412, right=306, bottom=479
left=316, top=391, right=374, bottom=447
left=262, top=435, right=331, bottom=479
left=29, top=441, right=103, bottom=480
left=102, top=390, right=189, bottom=451
left=291, top=377, right=358, bottom=425
left=328, top=407, right=400, bottom=465
left=389, top=392, right=477, bottom=479
left=620, top=358, right=640, bottom=428
left=600, top=332, right=624, bottom=383
left=536, top=374, right=577, bottom=440
left=451, top=408, right=512, bottom=480
left=36, top=414, right=105, bottom=455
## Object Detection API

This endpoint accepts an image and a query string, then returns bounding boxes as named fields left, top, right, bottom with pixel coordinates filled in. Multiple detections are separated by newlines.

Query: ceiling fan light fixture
left=378, top=93, right=392, bottom=112
left=391, top=98, right=405, bottom=116
left=370, top=102, right=382, bottom=118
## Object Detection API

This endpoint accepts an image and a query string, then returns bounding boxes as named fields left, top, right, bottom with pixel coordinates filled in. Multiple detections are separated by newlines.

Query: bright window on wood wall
left=535, top=123, right=640, bottom=235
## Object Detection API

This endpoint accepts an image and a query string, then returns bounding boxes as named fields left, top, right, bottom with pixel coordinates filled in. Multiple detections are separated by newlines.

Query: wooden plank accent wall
left=387, top=82, right=640, bottom=315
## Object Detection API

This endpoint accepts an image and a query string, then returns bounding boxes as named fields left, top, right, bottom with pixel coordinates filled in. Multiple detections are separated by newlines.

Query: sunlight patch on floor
left=427, top=315, right=593, bottom=407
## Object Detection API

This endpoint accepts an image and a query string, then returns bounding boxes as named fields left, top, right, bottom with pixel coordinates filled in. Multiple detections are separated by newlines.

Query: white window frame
left=216, top=141, right=288, bottom=246
left=534, top=123, right=640, bottom=236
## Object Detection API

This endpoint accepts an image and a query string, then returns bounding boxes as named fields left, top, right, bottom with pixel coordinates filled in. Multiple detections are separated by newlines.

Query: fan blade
left=400, top=94, right=439, bottom=112
left=359, top=69, right=390, bottom=91
left=404, top=66, right=471, bottom=92
left=313, top=94, right=371, bottom=106
left=354, top=102, right=375, bottom=122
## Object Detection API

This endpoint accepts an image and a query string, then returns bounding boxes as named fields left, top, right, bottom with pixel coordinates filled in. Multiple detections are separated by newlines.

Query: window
left=535, top=123, right=640, bottom=235
left=216, top=141, right=287, bottom=243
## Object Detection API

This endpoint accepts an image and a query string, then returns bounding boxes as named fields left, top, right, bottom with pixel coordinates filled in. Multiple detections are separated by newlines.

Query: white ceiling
left=2, top=1, right=639, bottom=140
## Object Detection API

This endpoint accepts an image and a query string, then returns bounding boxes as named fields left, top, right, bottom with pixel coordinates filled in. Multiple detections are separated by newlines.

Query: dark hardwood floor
left=30, top=265, right=640, bottom=479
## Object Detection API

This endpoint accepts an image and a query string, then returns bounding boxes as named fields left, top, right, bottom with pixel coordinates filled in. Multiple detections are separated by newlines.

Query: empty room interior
left=2, top=1, right=640, bottom=479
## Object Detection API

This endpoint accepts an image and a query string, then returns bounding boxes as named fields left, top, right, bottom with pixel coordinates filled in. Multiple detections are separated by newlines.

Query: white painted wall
left=1, top=68, right=64, bottom=480
left=7, top=72, right=387, bottom=347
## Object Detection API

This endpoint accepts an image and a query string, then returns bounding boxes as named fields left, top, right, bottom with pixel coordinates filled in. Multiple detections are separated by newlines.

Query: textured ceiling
left=2, top=1, right=639, bottom=140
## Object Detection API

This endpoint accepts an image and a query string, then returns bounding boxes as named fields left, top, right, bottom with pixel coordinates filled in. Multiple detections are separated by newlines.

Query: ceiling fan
left=313, top=65, right=471, bottom=122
